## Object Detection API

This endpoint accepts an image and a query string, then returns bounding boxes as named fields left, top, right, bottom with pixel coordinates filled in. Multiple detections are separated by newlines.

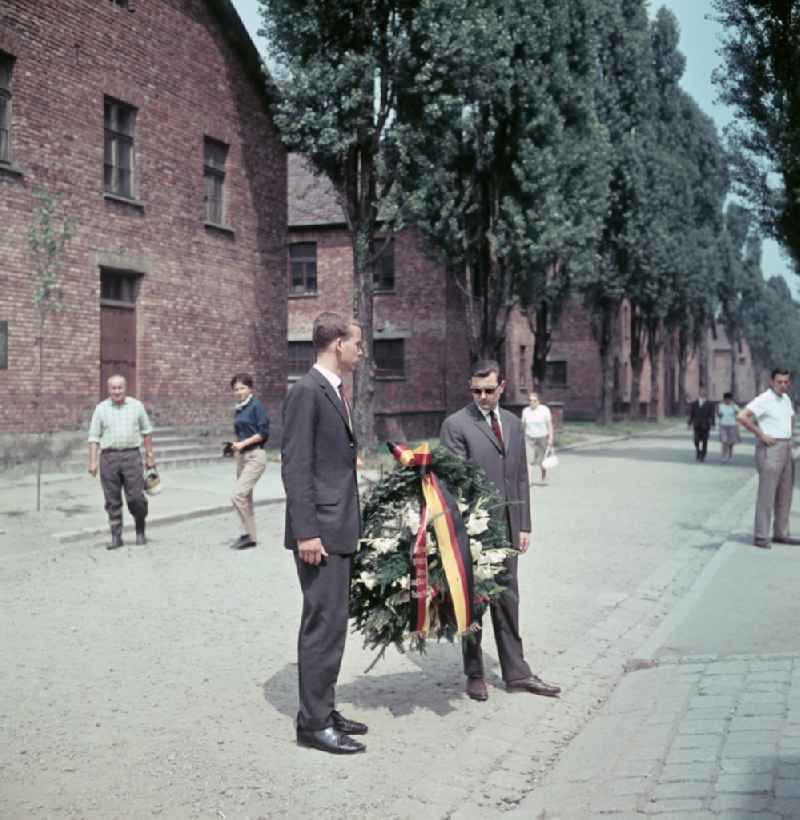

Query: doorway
left=100, top=270, right=139, bottom=399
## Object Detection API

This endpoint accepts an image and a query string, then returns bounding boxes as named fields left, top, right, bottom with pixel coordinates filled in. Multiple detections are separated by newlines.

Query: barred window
left=104, top=98, right=136, bottom=198
left=544, top=360, right=567, bottom=387
left=374, top=338, right=405, bottom=378
left=288, top=243, right=317, bottom=294
left=288, top=341, right=314, bottom=378
left=371, top=239, right=395, bottom=292
left=0, top=53, right=14, bottom=165
left=203, top=138, right=228, bottom=225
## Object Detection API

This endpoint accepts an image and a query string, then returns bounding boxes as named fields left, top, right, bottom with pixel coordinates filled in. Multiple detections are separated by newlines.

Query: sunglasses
left=470, top=386, right=498, bottom=396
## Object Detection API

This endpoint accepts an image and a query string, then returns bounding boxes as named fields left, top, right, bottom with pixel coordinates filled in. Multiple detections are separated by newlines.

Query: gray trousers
left=754, top=439, right=795, bottom=541
left=463, top=554, right=532, bottom=683
left=294, top=552, right=352, bottom=731
left=99, top=448, right=148, bottom=530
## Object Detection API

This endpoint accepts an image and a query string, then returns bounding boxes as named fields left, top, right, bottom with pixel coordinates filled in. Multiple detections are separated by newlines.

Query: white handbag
left=541, top=446, right=559, bottom=471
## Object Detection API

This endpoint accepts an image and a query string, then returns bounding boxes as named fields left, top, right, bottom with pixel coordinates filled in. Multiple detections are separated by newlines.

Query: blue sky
left=232, top=0, right=794, bottom=286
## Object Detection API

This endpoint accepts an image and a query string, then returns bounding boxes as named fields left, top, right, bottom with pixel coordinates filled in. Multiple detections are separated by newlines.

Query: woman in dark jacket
left=229, top=372, right=269, bottom=549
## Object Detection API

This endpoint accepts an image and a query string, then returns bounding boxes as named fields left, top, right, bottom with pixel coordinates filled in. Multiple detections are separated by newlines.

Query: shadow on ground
left=567, top=445, right=755, bottom=468
left=262, top=643, right=498, bottom=720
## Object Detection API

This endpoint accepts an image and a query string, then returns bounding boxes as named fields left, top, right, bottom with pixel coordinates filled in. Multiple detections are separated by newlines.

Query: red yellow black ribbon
left=388, top=441, right=476, bottom=636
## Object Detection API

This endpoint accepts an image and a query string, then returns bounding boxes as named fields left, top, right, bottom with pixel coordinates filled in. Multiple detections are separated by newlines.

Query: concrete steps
left=61, top=426, right=227, bottom=473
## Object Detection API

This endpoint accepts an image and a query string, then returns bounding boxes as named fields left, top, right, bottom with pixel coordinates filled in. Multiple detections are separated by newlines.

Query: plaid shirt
left=88, top=397, right=153, bottom=450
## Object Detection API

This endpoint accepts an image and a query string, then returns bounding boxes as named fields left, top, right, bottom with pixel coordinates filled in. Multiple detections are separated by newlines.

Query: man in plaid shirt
left=88, top=375, right=156, bottom=549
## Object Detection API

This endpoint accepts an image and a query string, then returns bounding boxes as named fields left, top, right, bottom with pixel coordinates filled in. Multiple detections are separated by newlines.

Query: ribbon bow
left=387, top=441, right=476, bottom=636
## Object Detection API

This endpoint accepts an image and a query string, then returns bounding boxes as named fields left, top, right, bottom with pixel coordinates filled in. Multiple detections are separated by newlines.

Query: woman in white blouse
left=717, top=391, right=741, bottom=461
left=521, top=392, right=554, bottom=482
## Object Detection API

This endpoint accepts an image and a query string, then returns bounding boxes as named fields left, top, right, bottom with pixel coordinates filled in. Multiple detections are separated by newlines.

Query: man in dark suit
left=687, top=387, right=715, bottom=462
left=281, top=312, right=367, bottom=755
left=440, top=359, right=561, bottom=702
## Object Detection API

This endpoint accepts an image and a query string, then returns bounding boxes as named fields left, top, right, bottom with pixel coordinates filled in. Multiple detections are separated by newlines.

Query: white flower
left=470, top=539, right=483, bottom=560
left=457, top=500, right=469, bottom=513
left=394, top=575, right=410, bottom=590
left=402, top=503, right=422, bottom=533
left=370, top=536, right=400, bottom=554
left=466, top=512, right=490, bottom=536
left=358, top=571, right=378, bottom=590
left=425, top=530, right=437, bottom=554
left=475, top=563, right=496, bottom=581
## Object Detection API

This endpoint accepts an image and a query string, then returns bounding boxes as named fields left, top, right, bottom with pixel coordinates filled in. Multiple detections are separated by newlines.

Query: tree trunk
left=698, top=331, right=710, bottom=390
left=351, top=225, right=377, bottom=454
left=597, top=301, right=616, bottom=425
left=628, top=308, right=644, bottom=421
left=677, top=325, right=689, bottom=414
left=729, top=344, right=738, bottom=400
left=530, top=302, right=550, bottom=389
left=648, top=326, right=664, bottom=421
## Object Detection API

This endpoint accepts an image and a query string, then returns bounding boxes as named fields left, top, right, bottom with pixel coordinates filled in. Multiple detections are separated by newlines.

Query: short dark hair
left=230, top=372, right=253, bottom=389
left=312, top=312, right=359, bottom=353
left=723, top=391, right=733, bottom=400
left=471, top=359, right=503, bottom=381
left=772, top=368, right=790, bottom=379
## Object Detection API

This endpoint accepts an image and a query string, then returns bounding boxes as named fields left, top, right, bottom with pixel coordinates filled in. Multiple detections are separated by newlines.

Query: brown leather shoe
left=773, top=536, right=800, bottom=545
left=465, top=676, right=488, bottom=701
left=507, top=675, right=561, bottom=697
left=753, top=538, right=771, bottom=549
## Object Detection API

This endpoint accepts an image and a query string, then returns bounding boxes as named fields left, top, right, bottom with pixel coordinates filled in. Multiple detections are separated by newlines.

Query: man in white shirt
left=737, top=368, right=798, bottom=549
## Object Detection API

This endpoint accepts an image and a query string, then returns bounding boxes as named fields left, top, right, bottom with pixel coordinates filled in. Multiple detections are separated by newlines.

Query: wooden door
left=100, top=305, right=137, bottom=399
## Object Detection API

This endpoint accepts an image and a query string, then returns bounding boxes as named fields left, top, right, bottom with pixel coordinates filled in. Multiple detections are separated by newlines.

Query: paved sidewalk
left=508, top=482, right=800, bottom=819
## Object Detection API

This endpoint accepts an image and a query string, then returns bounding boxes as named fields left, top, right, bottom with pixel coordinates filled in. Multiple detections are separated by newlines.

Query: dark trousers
left=294, top=552, right=352, bottom=731
left=100, top=449, right=148, bottom=530
left=463, top=554, right=532, bottom=683
left=693, top=427, right=710, bottom=460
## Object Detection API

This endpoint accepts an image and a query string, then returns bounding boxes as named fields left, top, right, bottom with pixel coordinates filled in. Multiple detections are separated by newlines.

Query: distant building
left=0, top=0, right=287, bottom=435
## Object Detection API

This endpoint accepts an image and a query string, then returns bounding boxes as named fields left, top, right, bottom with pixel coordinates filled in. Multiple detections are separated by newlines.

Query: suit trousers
left=294, top=551, right=352, bottom=731
left=232, top=448, right=267, bottom=540
left=754, top=439, right=795, bottom=541
left=99, top=448, right=147, bottom=530
left=693, top=427, right=710, bottom=459
left=463, top=554, right=532, bottom=683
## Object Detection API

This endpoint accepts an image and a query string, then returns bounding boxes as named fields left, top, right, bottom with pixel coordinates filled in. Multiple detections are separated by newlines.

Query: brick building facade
left=288, top=155, right=759, bottom=428
left=287, top=156, right=474, bottom=440
left=0, top=0, right=287, bottom=435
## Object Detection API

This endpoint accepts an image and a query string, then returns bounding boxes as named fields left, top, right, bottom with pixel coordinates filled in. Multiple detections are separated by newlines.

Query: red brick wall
left=0, top=0, right=287, bottom=435
left=287, top=225, right=472, bottom=440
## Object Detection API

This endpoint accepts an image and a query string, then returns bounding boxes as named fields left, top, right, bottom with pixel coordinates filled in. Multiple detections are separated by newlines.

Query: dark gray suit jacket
left=281, top=368, right=361, bottom=554
left=440, top=403, right=531, bottom=547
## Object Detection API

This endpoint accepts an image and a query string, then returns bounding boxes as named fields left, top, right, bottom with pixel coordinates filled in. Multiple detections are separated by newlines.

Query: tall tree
left=258, top=0, right=421, bottom=451
left=576, top=0, right=655, bottom=424
left=711, top=0, right=800, bottom=273
left=393, top=0, right=610, bottom=363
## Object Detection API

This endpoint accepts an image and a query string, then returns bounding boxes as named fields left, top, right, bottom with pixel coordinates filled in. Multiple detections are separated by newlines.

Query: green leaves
left=28, top=188, right=73, bottom=314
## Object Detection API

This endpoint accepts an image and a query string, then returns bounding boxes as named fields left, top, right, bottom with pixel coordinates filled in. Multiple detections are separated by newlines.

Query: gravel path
left=0, top=429, right=758, bottom=819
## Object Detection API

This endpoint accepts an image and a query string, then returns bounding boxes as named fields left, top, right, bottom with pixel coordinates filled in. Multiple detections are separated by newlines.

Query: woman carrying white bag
left=522, top=392, right=555, bottom=484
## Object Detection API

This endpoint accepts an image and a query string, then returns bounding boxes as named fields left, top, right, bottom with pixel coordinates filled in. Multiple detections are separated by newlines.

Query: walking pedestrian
left=281, top=312, right=368, bottom=755
left=737, top=368, right=799, bottom=549
left=440, top=359, right=561, bottom=703
left=87, top=375, right=156, bottom=549
left=521, top=392, right=554, bottom=483
left=229, top=373, right=269, bottom=550
left=687, top=387, right=715, bottom=462
left=717, top=392, right=741, bottom=461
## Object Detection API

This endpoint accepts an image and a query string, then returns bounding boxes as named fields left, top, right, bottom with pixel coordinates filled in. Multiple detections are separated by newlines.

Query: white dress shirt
left=746, top=389, right=795, bottom=439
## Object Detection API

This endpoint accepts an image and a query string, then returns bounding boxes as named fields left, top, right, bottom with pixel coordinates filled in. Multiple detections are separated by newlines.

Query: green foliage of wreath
left=350, top=445, right=516, bottom=668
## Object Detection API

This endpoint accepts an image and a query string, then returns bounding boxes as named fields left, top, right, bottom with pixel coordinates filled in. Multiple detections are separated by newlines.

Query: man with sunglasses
left=440, top=359, right=561, bottom=702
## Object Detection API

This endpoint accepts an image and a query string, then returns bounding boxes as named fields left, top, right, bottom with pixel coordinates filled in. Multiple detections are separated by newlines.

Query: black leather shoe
left=135, top=520, right=146, bottom=545
left=507, top=675, right=561, bottom=697
left=753, top=538, right=771, bottom=549
left=107, top=530, right=123, bottom=550
left=296, top=726, right=365, bottom=754
left=231, top=535, right=257, bottom=550
left=466, top=676, right=489, bottom=701
left=331, top=710, right=368, bottom=735
left=773, top=536, right=800, bottom=545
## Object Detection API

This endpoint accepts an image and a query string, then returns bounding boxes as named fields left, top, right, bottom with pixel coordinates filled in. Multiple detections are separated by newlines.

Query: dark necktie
left=489, top=410, right=504, bottom=449
left=338, top=384, right=352, bottom=430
